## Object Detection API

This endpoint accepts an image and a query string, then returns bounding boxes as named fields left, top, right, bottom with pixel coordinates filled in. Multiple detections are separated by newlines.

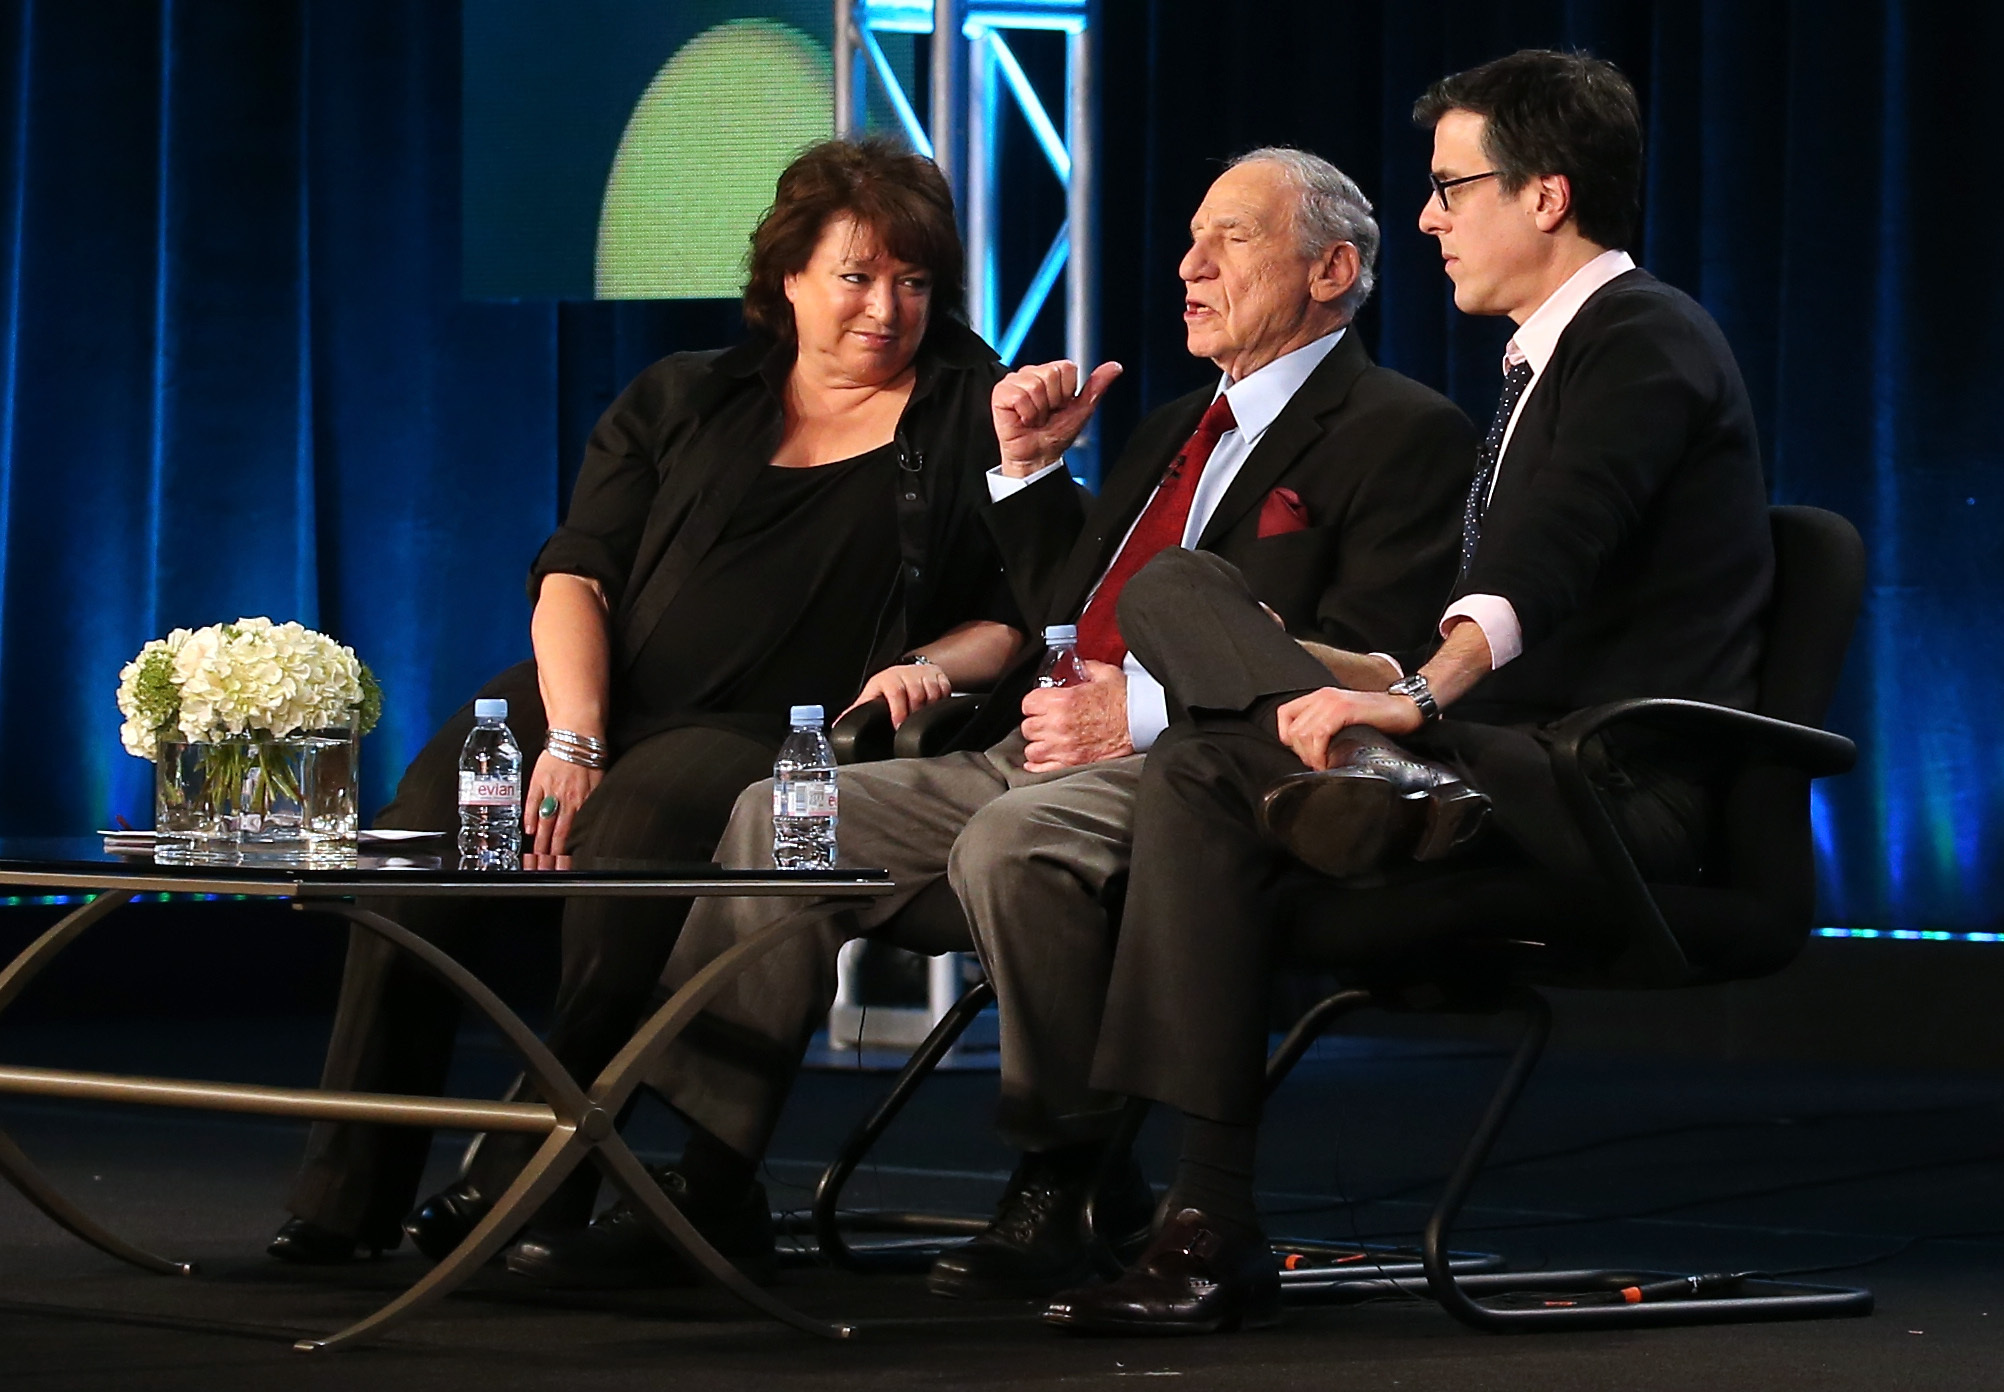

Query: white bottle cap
left=789, top=704, right=825, bottom=726
left=1043, top=624, right=1078, bottom=645
left=474, top=698, right=507, bottom=720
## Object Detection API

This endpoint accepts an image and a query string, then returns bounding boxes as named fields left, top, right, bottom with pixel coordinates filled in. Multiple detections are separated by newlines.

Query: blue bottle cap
left=1043, top=624, right=1078, bottom=645
left=474, top=698, right=508, bottom=720
left=789, top=704, right=824, bottom=726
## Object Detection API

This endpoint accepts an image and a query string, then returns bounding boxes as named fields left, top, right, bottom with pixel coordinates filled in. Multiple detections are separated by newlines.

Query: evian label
left=459, top=773, right=518, bottom=807
left=774, top=781, right=836, bottom=818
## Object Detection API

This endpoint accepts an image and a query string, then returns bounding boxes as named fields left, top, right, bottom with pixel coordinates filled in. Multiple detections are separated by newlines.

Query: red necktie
left=1074, top=393, right=1238, bottom=666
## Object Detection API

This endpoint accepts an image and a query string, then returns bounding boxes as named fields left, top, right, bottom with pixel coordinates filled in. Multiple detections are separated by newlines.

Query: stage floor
left=2, top=1016, right=2001, bottom=1391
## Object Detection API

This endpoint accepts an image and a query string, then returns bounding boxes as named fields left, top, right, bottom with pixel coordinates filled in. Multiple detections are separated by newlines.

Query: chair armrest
left=832, top=692, right=990, bottom=764
left=1548, top=698, right=1857, bottom=778
left=1540, top=699, right=1856, bottom=988
left=831, top=699, right=895, bottom=765
left=893, top=693, right=986, bottom=760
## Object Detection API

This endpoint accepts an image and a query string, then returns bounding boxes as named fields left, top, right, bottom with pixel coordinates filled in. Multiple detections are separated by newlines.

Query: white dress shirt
left=1441, top=247, right=1636, bottom=669
left=987, top=329, right=1345, bottom=750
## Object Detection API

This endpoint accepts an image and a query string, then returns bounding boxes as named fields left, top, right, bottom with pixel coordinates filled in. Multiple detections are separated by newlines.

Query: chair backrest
left=1670, top=505, right=1865, bottom=977
left=1755, top=506, right=1867, bottom=728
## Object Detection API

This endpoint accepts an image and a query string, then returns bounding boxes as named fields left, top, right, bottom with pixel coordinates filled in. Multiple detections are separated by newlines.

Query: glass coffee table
left=0, top=836, right=891, bottom=1350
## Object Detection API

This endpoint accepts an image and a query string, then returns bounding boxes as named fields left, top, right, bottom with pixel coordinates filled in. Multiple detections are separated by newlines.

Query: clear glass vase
left=155, top=730, right=360, bottom=865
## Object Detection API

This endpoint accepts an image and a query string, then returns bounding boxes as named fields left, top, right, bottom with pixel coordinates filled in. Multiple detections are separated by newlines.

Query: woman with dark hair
left=269, top=138, right=1026, bottom=1264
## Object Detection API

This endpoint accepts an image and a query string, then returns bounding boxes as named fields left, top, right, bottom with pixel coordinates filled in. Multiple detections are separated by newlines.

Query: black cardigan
left=529, top=319, right=1017, bottom=743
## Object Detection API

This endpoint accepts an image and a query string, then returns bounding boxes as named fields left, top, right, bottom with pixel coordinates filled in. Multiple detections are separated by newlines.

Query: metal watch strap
left=1388, top=672, right=1441, bottom=723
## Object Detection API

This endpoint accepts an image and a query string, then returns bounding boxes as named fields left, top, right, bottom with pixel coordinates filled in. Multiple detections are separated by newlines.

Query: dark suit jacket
left=956, top=329, right=1476, bottom=751
left=1452, top=269, right=1775, bottom=727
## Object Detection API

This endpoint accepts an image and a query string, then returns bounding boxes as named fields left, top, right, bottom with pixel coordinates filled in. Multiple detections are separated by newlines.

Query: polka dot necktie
left=1459, top=355, right=1535, bottom=577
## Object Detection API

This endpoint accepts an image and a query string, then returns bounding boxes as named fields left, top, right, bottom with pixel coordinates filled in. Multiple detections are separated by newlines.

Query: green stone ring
left=539, top=796, right=561, bottom=818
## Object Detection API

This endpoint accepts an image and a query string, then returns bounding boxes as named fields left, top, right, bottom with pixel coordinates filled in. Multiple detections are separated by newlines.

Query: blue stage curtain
left=0, top=0, right=726, bottom=832
left=0, top=1, right=1994, bottom=931
left=0, top=0, right=554, bottom=827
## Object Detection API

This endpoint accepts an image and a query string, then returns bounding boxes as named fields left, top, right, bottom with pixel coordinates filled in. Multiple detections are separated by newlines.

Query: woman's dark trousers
left=283, top=661, right=777, bottom=1243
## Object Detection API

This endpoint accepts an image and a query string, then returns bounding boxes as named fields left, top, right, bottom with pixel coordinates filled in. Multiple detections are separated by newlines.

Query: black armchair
left=1257, top=505, right=1875, bottom=1327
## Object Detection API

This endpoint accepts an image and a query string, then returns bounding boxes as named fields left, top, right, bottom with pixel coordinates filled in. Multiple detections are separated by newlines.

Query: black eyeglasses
left=1429, top=170, right=1500, bottom=212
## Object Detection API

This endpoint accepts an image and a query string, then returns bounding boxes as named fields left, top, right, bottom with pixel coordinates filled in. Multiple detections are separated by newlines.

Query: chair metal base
left=811, top=980, right=999, bottom=1271
left=1267, top=983, right=1874, bottom=1330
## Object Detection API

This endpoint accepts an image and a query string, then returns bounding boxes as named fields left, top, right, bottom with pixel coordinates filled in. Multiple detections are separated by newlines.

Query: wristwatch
left=1386, top=672, right=1441, bottom=723
left=907, top=653, right=938, bottom=668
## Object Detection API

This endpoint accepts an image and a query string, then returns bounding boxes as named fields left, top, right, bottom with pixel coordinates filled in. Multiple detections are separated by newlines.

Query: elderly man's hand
left=992, top=359, right=1123, bottom=478
left=1274, top=687, right=1424, bottom=770
left=1020, top=660, right=1133, bottom=770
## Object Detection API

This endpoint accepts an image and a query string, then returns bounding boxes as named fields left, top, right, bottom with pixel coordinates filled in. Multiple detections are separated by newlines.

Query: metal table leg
left=290, top=903, right=604, bottom=1352
left=305, top=898, right=862, bottom=1348
left=0, top=891, right=196, bottom=1276
left=293, top=1123, right=589, bottom=1353
left=0, top=889, right=871, bottom=1348
left=569, top=899, right=880, bottom=1340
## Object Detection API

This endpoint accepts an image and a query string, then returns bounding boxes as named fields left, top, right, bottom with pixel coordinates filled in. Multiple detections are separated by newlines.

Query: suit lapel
left=1047, top=390, right=1208, bottom=618
left=1195, top=331, right=1369, bottom=549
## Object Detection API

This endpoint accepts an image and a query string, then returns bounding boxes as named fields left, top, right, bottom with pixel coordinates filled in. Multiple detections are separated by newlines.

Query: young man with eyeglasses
left=1045, top=49, right=1776, bottom=1336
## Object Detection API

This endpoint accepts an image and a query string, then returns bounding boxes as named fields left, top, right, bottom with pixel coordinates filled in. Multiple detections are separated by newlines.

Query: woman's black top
left=623, top=446, right=902, bottom=740
left=528, top=321, right=1017, bottom=749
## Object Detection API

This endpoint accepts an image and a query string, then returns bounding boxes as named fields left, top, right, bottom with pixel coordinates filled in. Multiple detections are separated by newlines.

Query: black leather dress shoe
left=1043, top=1208, right=1281, bottom=1335
left=504, top=1167, right=776, bottom=1289
left=1261, top=740, right=1490, bottom=878
left=266, top=1216, right=391, bottom=1265
left=928, top=1155, right=1155, bottom=1300
left=402, top=1179, right=491, bottom=1262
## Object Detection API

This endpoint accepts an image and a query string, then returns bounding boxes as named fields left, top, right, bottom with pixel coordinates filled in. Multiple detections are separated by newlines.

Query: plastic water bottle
left=458, top=698, right=522, bottom=869
left=1036, top=624, right=1088, bottom=688
left=772, top=704, right=838, bottom=869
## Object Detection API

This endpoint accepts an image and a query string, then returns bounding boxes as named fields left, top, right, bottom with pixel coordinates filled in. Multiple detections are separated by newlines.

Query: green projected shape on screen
left=595, top=19, right=833, bottom=299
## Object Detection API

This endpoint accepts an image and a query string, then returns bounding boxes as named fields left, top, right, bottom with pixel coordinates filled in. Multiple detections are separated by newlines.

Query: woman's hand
left=1274, top=688, right=1423, bottom=770
left=523, top=751, right=605, bottom=855
left=842, top=661, right=955, bottom=728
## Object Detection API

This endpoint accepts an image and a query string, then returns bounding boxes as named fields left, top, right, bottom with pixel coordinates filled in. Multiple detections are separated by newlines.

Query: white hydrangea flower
left=118, top=617, right=375, bottom=758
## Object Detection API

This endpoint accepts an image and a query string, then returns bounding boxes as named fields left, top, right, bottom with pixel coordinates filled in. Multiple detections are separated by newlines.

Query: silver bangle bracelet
left=544, top=741, right=608, bottom=770
left=545, top=728, right=610, bottom=770
left=547, top=726, right=607, bottom=754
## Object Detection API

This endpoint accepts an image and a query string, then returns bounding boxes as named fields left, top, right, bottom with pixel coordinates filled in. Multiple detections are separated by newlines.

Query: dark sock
left=1164, top=1112, right=1261, bottom=1234
left=674, top=1125, right=757, bottom=1209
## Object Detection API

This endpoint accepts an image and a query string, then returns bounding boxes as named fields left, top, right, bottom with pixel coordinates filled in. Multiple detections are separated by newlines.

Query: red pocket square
left=1257, top=486, right=1310, bottom=538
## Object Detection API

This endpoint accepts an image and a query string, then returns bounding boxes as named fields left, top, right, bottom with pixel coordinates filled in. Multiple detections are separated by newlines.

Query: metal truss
left=835, top=0, right=1101, bottom=483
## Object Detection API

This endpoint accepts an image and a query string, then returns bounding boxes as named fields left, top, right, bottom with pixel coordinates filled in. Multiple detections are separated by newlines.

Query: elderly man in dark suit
left=1045, top=51, right=1775, bottom=1335
left=508, top=148, right=1475, bottom=1298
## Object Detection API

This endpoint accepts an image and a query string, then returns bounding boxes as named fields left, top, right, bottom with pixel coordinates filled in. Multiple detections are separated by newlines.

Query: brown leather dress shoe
left=1260, top=737, right=1489, bottom=878
left=1042, top=1208, right=1280, bottom=1335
